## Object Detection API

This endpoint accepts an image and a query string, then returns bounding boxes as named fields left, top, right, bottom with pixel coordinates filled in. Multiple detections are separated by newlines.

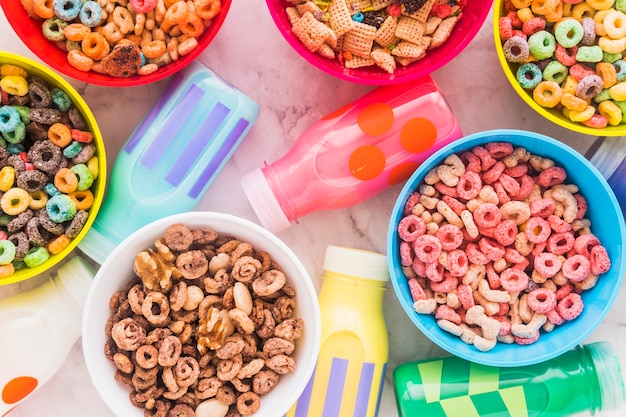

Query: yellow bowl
left=0, top=52, right=106, bottom=285
left=493, top=0, right=626, bottom=136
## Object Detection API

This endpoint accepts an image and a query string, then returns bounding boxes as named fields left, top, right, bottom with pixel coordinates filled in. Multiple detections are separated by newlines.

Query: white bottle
left=0, top=256, right=95, bottom=415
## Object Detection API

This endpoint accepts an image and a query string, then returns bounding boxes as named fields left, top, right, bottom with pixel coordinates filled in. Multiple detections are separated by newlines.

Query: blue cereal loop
left=614, top=60, right=626, bottom=81
left=6, top=143, right=25, bottom=155
left=51, top=88, right=72, bottom=112
left=0, top=240, right=16, bottom=265
left=23, top=246, right=50, bottom=268
left=44, top=183, right=62, bottom=196
left=46, top=194, right=77, bottom=223
left=0, top=106, right=21, bottom=133
left=53, top=0, right=82, bottom=21
left=63, top=140, right=83, bottom=158
left=517, top=63, right=543, bottom=89
left=352, top=12, right=364, bottom=22
left=79, top=1, right=103, bottom=27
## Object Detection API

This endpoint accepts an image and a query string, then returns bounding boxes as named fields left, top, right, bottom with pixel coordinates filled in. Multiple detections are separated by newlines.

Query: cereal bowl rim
left=0, top=0, right=232, bottom=87
left=386, top=128, right=626, bottom=367
left=0, top=51, right=107, bottom=286
left=493, top=0, right=626, bottom=137
left=82, top=211, right=322, bottom=417
left=265, top=0, right=494, bottom=85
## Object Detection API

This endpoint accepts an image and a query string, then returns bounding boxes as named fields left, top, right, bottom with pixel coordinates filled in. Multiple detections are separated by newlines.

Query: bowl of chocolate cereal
left=0, top=0, right=231, bottom=87
left=82, top=211, right=322, bottom=417
left=0, top=51, right=107, bottom=285
left=387, top=129, right=626, bottom=367
left=266, top=0, right=493, bottom=85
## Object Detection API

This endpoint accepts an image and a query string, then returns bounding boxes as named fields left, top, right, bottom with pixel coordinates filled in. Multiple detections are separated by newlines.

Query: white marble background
left=1, top=0, right=626, bottom=416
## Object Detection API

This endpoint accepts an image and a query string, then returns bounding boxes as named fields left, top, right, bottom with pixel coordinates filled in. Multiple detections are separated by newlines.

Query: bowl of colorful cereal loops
left=266, top=0, right=493, bottom=85
left=82, top=211, right=322, bottom=417
left=387, top=129, right=626, bottom=367
left=0, top=52, right=106, bottom=285
left=0, top=0, right=231, bottom=87
left=495, top=0, right=626, bottom=136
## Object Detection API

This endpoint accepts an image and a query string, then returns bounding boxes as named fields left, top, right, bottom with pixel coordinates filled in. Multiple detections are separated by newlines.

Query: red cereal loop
left=504, top=163, right=528, bottom=178
left=525, top=216, right=551, bottom=243
left=442, top=195, right=466, bottom=215
left=507, top=10, right=523, bottom=27
left=569, top=63, right=596, bottom=81
left=504, top=247, right=525, bottom=264
left=499, top=16, right=514, bottom=41
left=547, top=308, right=565, bottom=325
left=397, top=214, right=426, bottom=242
left=436, top=224, right=464, bottom=251
left=500, top=268, right=530, bottom=292
left=478, top=226, right=497, bottom=239
left=482, top=161, right=505, bottom=184
left=472, top=145, right=497, bottom=170
left=556, top=292, right=584, bottom=320
left=486, top=263, right=501, bottom=288
left=555, top=44, right=578, bottom=67
left=494, top=219, right=518, bottom=246
left=512, top=257, right=530, bottom=271
left=522, top=17, right=547, bottom=35
left=447, top=249, right=469, bottom=277
left=434, top=181, right=459, bottom=197
left=493, top=315, right=512, bottom=335
left=498, top=173, right=521, bottom=196
left=547, top=214, right=572, bottom=233
left=538, top=166, right=567, bottom=187
left=531, top=241, right=547, bottom=257
left=494, top=182, right=511, bottom=204
left=460, top=151, right=481, bottom=173
left=399, top=241, right=414, bottom=266
left=473, top=203, right=502, bottom=228
left=546, top=231, right=575, bottom=255
left=431, top=273, right=459, bottom=293
left=582, top=114, right=609, bottom=129
left=530, top=198, right=556, bottom=218
left=556, top=281, right=573, bottom=300
left=425, top=261, right=445, bottom=282
left=515, top=332, right=540, bottom=345
left=457, top=283, right=475, bottom=310
left=412, top=257, right=426, bottom=277
left=562, top=254, right=591, bottom=282
left=435, top=304, right=462, bottom=324
left=456, top=171, right=482, bottom=200
left=407, top=278, right=427, bottom=301
left=574, top=194, right=587, bottom=219
left=478, top=237, right=505, bottom=261
left=485, top=142, right=514, bottom=159
left=403, top=192, right=420, bottom=215
left=590, top=245, right=611, bottom=275
left=413, top=234, right=442, bottom=264
left=527, top=288, right=557, bottom=313
left=466, top=242, right=490, bottom=265
left=574, top=233, right=600, bottom=257
left=533, top=252, right=563, bottom=278
left=511, top=175, right=534, bottom=200
left=511, top=29, right=527, bottom=40
left=130, top=0, right=157, bottom=13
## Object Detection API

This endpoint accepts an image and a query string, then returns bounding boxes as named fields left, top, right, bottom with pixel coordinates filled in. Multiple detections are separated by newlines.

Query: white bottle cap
left=54, top=255, right=97, bottom=312
left=587, top=341, right=626, bottom=412
left=323, top=245, right=389, bottom=282
left=240, top=167, right=292, bottom=234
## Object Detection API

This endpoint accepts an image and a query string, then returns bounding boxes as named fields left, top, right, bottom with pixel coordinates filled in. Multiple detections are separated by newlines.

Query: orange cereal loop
left=67, top=49, right=94, bottom=72
left=180, top=11, right=205, bottom=37
left=138, top=63, right=159, bottom=75
left=48, top=123, right=72, bottom=148
left=0, top=64, right=28, bottom=78
left=596, top=62, right=617, bottom=88
left=194, top=0, right=220, bottom=20
left=54, top=167, right=79, bottom=194
left=533, top=80, right=563, bottom=108
left=82, top=32, right=111, bottom=60
left=63, top=23, right=91, bottom=42
left=142, top=40, right=167, bottom=58
left=69, top=189, right=94, bottom=210
left=161, top=0, right=188, bottom=32
left=177, top=36, right=198, bottom=56
left=47, top=234, right=71, bottom=255
left=0, top=263, right=15, bottom=279
left=33, top=0, right=55, bottom=19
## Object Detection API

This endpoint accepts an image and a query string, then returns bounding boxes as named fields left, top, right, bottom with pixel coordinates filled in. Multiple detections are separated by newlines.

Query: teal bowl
left=387, top=129, right=626, bottom=367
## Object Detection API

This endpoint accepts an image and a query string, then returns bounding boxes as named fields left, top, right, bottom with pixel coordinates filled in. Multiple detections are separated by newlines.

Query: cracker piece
left=404, top=0, right=436, bottom=23
left=317, top=43, right=337, bottom=59
left=371, top=46, right=396, bottom=73
left=292, top=11, right=334, bottom=52
left=344, top=54, right=376, bottom=68
left=343, top=21, right=377, bottom=58
left=371, top=0, right=394, bottom=9
left=286, top=6, right=301, bottom=26
left=391, top=40, right=427, bottom=58
left=375, top=15, right=399, bottom=47
left=345, top=0, right=373, bottom=13
left=395, top=16, right=425, bottom=45
left=396, top=56, right=420, bottom=66
left=430, top=15, right=458, bottom=49
left=329, top=0, right=356, bottom=37
left=425, top=15, right=443, bottom=35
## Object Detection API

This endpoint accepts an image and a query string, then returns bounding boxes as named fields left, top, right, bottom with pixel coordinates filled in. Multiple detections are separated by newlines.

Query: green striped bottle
left=393, top=342, right=625, bottom=417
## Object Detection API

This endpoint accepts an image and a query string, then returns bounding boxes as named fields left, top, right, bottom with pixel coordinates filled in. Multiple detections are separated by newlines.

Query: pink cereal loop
left=473, top=203, right=502, bottom=228
left=499, top=16, right=514, bottom=41
left=547, top=214, right=572, bottom=233
left=486, top=263, right=501, bottom=289
left=494, top=219, right=518, bottom=246
left=411, top=257, right=426, bottom=277
left=514, top=332, right=540, bottom=345
left=504, top=247, right=525, bottom=264
left=397, top=214, right=426, bottom=242
left=435, top=304, right=462, bottom=324
left=538, top=166, right=567, bottom=187
left=500, top=268, right=530, bottom=292
left=399, top=241, right=414, bottom=266
left=562, top=254, right=591, bottom=282
left=530, top=198, right=556, bottom=218
left=511, top=175, right=534, bottom=200
left=425, top=261, right=445, bottom=282
left=434, top=181, right=459, bottom=198
left=482, top=161, right=506, bottom=184
left=497, top=174, right=521, bottom=196
left=436, top=224, right=464, bottom=251
left=574, top=233, right=600, bottom=257
left=556, top=292, right=584, bottom=320
left=555, top=281, right=573, bottom=300
left=546, top=308, right=565, bottom=325
left=522, top=16, right=546, bottom=35
left=407, top=278, right=427, bottom=301
left=504, top=163, right=528, bottom=178
left=494, top=181, right=511, bottom=204
left=442, top=195, right=466, bottom=216
left=485, top=142, right=514, bottom=159
left=493, top=315, right=512, bottom=335
left=546, top=231, right=575, bottom=255
left=574, top=194, right=588, bottom=219
left=403, top=192, right=420, bottom=216
left=525, top=216, right=551, bottom=243
left=456, top=171, right=482, bottom=200
left=526, top=288, right=557, bottom=313
left=457, top=283, right=475, bottom=310
left=130, top=0, right=157, bottom=13
left=430, top=273, right=459, bottom=293
left=466, top=243, right=491, bottom=265
left=590, top=245, right=611, bottom=275
left=478, top=236, right=505, bottom=261
left=472, top=145, right=497, bottom=170
left=413, top=234, right=442, bottom=264
left=447, top=249, right=469, bottom=277
left=460, top=151, right=481, bottom=173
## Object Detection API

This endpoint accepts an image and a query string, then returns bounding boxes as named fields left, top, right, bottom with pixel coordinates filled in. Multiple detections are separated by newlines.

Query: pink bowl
left=266, top=0, right=493, bottom=85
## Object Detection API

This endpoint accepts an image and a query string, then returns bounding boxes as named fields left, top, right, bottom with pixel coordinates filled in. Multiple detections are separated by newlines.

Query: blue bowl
left=387, top=129, right=626, bottom=367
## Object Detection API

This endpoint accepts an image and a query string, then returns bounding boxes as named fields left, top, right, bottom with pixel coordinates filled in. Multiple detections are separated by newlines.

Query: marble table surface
left=1, top=1, right=626, bottom=416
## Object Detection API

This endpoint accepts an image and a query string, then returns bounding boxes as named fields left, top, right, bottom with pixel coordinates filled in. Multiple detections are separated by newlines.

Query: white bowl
left=82, top=211, right=321, bottom=417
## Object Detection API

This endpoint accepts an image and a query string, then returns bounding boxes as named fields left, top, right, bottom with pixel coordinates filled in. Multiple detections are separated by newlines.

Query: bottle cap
left=240, top=167, right=292, bottom=234
left=323, top=245, right=389, bottom=282
left=586, top=341, right=626, bottom=411
left=54, top=255, right=97, bottom=312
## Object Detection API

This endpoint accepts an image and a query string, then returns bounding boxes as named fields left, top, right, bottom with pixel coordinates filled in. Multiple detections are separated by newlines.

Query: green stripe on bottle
left=499, top=386, right=528, bottom=417
left=440, top=396, right=480, bottom=417
left=417, top=360, right=444, bottom=402
left=468, top=363, right=499, bottom=395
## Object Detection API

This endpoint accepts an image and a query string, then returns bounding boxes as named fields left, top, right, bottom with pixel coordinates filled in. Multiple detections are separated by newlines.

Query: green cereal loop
left=528, top=30, right=556, bottom=60
left=612, top=100, right=626, bottom=122
left=593, top=89, right=612, bottom=103
left=603, top=51, right=622, bottom=63
left=65, top=40, right=81, bottom=52
left=554, top=19, right=583, bottom=48
left=46, top=194, right=77, bottom=223
left=542, top=61, right=568, bottom=84
left=70, top=163, right=94, bottom=191
left=42, top=17, right=68, bottom=42
left=2, top=122, right=26, bottom=144
left=12, top=260, right=26, bottom=270
left=576, top=45, right=603, bottom=62
left=0, top=240, right=16, bottom=265
left=0, top=214, right=11, bottom=227
left=62, top=140, right=83, bottom=158
left=13, top=106, right=30, bottom=125
left=50, top=88, right=72, bottom=112
left=616, top=0, right=626, bottom=12
left=23, top=246, right=50, bottom=268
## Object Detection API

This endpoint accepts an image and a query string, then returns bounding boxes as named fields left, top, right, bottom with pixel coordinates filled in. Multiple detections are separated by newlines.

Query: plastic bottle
left=241, top=75, right=462, bottom=234
left=0, top=256, right=96, bottom=416
left=586, top=136, right=626, bottom=219
left=393, top=341, right=626, bottom=417
left=285, top=245, right=389, bottom=417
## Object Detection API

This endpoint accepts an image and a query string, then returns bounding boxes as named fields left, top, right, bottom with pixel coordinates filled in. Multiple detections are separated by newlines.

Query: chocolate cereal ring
left=135, top=344, right=159, bottom=369
left=142, top=291, right=171, bottom=326
left=7, top=209, right=33, bottom=233
left=65, top=209, right=88, bottom=238
left=158, top=335, right=182, bottom=367
left=67, top=107, right=86, bottom=130
left=8, top=232, right=29, bottom=260
left=38, top=209, right=66, bottom=234
left=17, top=170, right=48, bottom=192
left=29, top=140, right=62, bottom=174
left=164, top=223, right=194, bottom=251
left=176, top=250, right=209, bottom=279
left=236, top=391, right=261, bottom=415
left=27, top=80, right=52, bottom=108
left=26, top=217, right=50, bottom=246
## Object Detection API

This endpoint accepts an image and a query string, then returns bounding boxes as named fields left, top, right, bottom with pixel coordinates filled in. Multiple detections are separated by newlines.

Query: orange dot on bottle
left=357, top=102, right=394, bottom=136
left=2, top=376, right=38, bottom=405
left=349, top=145, right=386, bottom=180
left=387, top=161, right=420, bottom=185
left=400, top=118, right=437, bottom=153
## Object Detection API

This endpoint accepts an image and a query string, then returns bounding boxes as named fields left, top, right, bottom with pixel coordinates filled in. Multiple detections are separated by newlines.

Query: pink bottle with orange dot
left=241, top=75, right=462, bottom=233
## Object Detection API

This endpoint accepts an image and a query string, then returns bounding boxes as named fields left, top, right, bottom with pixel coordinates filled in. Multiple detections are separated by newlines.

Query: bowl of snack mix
left=266, top=0, right=493, bottom=85
left=0, top=0, right=231, bottom=87
left=0, top=51, right=106, bottom=285
left=82, top=211, right=322, bottom=417
left=495, top=0, right=626, bottom=136
left=387, top=129, right=626, bottom=367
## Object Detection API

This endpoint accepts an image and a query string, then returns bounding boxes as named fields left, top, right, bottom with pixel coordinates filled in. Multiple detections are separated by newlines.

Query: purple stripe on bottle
left=374, top=363, right=387, bottom=417
left=187, top=117, right=250, bottom=199
left=124, top=72, right=184, bottom=154
left=164, top=102, right=230, bottom=187
left=354, top=362, right=375, bottom=417
left=293, top=367, right=317, bottom=417
left=322, top=358, right=349, bottom=417
left=139, top=84, right=204, bottom=169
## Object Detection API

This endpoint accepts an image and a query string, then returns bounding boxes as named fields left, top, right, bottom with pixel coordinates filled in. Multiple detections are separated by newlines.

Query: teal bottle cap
left=323, top=245, right=389, bottom=282
left=587, top=341, right=626, bottom=412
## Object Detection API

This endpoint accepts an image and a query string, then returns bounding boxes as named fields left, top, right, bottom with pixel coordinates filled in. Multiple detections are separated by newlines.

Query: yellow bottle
left=286, top=245, right=389, bottom=417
